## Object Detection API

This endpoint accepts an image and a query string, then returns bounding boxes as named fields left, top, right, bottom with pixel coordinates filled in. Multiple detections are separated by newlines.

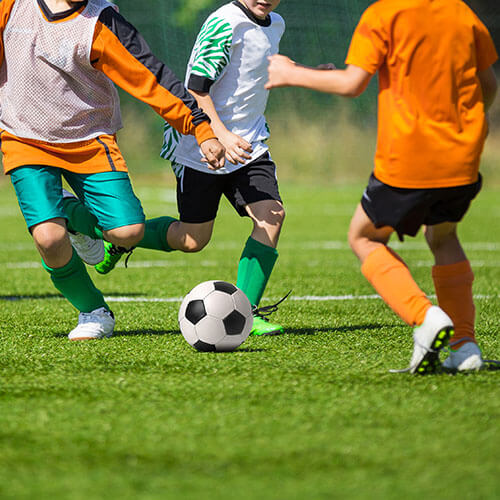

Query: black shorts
left=176, top=152, right=282, bottom=223
left=361, top=173, right=482, bottom=241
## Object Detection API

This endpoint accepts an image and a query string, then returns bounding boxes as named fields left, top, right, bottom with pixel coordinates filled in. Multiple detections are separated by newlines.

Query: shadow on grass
left=207, top=347, right=267, bottom=353
left=1, top=293, right=63, bottom=301
left=114, top=329, right=179, bottom=337
left=285, top=323, right=396, bottom=336
left=53, top=323, right=397, bottom=340
left=53, top=328, right=179, bottom=338
left=1, top=292, right=145, bottom=302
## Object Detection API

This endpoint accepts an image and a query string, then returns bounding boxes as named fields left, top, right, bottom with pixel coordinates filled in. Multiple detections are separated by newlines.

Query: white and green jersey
left=161, top=1, right=285, bottom=175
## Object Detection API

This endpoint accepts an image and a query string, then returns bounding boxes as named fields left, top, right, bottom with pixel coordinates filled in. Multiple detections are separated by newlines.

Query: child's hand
left=200, top=138, right=226, bottom=170
left=265, top=54, right=297, bottom=89
left=219, top=130, right=253, bottom=165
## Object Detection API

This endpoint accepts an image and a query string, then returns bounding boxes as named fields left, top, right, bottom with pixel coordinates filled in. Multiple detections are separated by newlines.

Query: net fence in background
left=115, top=0, right=376, bottom=124
left=114, top=0, right=499, bottom=123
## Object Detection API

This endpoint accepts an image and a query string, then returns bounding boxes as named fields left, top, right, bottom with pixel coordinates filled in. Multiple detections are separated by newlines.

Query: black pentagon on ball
left=185, top=300, right=207, bottom=324
left=223, top=309, right=246, bottom=335
left=193, top=340, right=217, bottom=352
left=213, top=281, right=237, bottom=295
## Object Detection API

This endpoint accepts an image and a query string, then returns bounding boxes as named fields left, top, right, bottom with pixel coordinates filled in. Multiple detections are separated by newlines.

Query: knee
left=266, top=204, right=286, bottom=227
left=275, top=206, right=286, bottom=226
left=105, top=223, right=145, bottom=249
left=253, top=203, right=286, bottom=230
left=33, top=224, right=67, bottom=256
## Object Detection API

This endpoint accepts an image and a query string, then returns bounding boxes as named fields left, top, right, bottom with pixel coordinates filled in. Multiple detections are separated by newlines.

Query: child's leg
left=65, top=169, right=217, bottom=254
left=34, top=220, right=108, bottom=313
left=348, top=203, right=432, bottom=325
left=62, top=193, right=104, bottom=240
left=425, top=223, right=476, bottom=348
left=64, top=193, right=180, bottom=252
left=166, top=220, right=214, bottom=252
left=237, top=199, right=284, bottom=307
left=65, top=172, right=145, bottom=249
left=10, top=166, right=109, bottom=314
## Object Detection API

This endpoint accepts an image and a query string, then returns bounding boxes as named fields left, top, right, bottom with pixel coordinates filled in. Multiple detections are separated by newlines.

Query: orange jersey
left=345, top=0, right=498, bottom=189
left=0, top=0, right=215, bottom=174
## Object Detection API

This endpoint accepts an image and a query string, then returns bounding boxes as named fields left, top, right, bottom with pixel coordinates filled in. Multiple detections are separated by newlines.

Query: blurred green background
left=102, top=1, right=500, bottom=184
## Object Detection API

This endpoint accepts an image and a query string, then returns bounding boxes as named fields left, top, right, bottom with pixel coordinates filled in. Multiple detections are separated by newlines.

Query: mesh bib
left=0, top=0, right=122, bottom=143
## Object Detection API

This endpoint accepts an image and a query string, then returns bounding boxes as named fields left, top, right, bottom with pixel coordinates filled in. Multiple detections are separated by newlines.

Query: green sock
left=138, top=216, right=176, bottom=252
left=42, top=250, right=108, bottom=313
left=64, top=196, right=176, bottom=253
left=63, top=197, right=103, bottom=239
left=236, top=237, right=278, bottom=307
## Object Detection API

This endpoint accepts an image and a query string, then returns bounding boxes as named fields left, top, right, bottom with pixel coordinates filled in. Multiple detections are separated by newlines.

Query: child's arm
left=478, top=66, right=498, bottom=113
left=265, top=54, right=372, bottom=97
left=190, top=90, right=252, bottom=165
left=90, top=7, right=225, bottom=169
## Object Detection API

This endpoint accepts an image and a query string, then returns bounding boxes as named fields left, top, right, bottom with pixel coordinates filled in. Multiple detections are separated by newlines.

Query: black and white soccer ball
left=178, top=281, right=253, bottom=352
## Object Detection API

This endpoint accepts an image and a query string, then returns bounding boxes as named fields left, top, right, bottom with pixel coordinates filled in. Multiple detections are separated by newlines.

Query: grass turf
left=0, top=178, right=499, bottom=499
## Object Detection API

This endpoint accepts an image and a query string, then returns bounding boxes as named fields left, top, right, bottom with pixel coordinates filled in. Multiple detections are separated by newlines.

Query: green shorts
left=10, top=165, right=145, bottom=231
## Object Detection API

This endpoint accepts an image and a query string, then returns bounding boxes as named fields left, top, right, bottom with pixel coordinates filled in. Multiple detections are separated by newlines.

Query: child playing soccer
left=1, top=0, right=224, bottom=340
left=79, top=0, right=287, bottom=335
left=266, top=0, right=498, bottom=372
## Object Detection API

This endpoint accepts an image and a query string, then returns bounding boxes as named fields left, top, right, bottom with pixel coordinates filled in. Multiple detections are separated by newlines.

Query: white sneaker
left=62, top=189, right=104, bottom=265
left=68, top=231, right=105, bottom=265
left=443, top=342, right=484, bottom=372
left=409, top=306, right=454, bottom=374
left=68, top=307, right=115, bottom=340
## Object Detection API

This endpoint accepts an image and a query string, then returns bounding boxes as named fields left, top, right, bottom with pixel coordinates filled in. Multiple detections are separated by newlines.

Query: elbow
left=338, top=66, right=371, bottom=97
left=341, top=83, right=365, bottom=98
left=340, top=77, right=369, bottom=98
left=343, top=87, right=364, bottom=98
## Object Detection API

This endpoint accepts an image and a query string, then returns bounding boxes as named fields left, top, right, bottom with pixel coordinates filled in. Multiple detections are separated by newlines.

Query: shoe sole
left=414, top=327, right=454, bottom=375
left=68, top=333, right=114, bottom=340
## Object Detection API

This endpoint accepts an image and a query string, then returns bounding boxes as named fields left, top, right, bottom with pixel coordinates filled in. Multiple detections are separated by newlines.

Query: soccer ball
left=178, top=281, right=253, bottom=352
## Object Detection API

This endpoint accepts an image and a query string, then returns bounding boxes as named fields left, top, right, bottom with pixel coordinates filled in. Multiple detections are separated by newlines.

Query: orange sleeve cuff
left=194, top=120, right=217, bottom=146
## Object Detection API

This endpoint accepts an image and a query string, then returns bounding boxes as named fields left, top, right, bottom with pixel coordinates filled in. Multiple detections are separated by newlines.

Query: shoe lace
left=79, top=308, right=114, bottom=323
left=108, top=244, right=135, bottom=268
left=78, top=311, right=95, bottom=323
left=252, top=290, right=292, bottom=321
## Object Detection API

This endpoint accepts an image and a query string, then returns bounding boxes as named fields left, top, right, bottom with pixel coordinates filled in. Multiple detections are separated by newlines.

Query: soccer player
left=84, top=0, right=287, bottom=335
left=1, top=0, right=224, bottom=340
left=266, top=0, right=498, bottom=372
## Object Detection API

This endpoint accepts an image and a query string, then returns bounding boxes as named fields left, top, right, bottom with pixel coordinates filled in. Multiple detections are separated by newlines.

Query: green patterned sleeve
left=188, top=15, right=233, bottom=91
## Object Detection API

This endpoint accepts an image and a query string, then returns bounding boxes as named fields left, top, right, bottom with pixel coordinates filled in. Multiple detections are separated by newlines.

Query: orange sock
left=361, top=246, right=432, bottom=326
left=432, top=260, right=475, bottom=349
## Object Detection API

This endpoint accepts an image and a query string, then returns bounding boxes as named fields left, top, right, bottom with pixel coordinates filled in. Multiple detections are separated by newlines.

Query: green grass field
left=0, top=176, right=499, bottom=500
